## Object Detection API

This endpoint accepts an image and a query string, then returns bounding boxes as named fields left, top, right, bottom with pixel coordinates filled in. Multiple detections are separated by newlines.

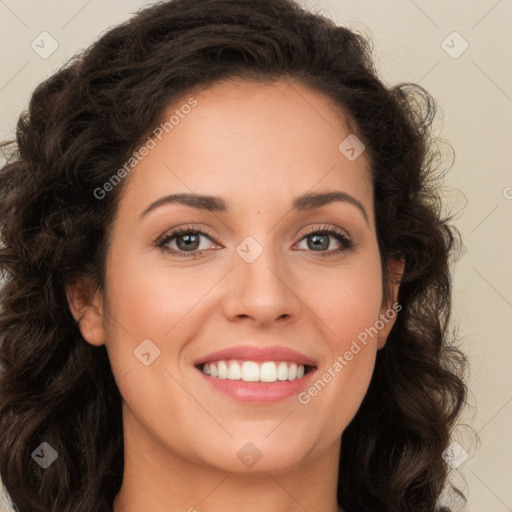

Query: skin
left=67, top=79, right=402, bottom=512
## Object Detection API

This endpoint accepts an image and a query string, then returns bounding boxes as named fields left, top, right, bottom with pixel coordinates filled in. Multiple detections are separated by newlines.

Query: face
left=68, top=79, right=400, bottom=475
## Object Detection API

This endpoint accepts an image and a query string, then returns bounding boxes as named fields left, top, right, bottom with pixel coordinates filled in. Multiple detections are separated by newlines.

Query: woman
left=0, top=0, right=468, bottom=510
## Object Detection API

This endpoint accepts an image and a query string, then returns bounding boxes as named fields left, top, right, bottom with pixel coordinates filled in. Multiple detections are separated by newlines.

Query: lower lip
left=196, top=367, right=317, bottom=403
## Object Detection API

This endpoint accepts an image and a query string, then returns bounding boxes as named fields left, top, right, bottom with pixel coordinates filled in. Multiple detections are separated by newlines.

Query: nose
left=221, top=239, right=301, bottom=327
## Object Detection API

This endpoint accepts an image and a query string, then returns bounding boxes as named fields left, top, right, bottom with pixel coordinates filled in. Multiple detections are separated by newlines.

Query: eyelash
left=156, top=224, right=353, bottom=258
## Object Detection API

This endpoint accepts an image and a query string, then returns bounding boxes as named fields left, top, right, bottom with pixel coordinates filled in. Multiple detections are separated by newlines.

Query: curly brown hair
left=0, top=0, right=468, bottom=511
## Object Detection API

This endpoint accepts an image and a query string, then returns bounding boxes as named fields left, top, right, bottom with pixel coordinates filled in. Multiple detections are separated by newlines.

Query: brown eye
left=174, top=232, right=201, bottom=251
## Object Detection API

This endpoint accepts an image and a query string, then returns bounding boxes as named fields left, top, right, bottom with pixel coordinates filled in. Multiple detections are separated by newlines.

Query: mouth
left=196, top=360, right=316, bottom=383
left=193, top=345, right=318, bottom=402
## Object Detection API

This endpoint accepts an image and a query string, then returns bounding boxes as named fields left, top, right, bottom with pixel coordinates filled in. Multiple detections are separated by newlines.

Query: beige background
left=0, top=1, right=511, bottom=510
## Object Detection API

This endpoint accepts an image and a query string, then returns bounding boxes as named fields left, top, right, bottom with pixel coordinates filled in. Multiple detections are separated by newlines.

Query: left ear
left=377, top=256, right=405, bottom=349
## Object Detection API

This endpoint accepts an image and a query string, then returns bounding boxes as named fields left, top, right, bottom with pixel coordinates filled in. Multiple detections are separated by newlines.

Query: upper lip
left=194, top=345, right=317, bottom=367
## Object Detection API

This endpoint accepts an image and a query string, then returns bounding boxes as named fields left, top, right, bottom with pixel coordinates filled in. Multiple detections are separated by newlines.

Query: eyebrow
left=139, top=190, right=368, bottom=223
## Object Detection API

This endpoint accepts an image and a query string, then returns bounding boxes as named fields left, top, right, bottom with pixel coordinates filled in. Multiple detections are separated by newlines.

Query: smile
left=193, top=344, right=318, bottom=402
left=200, top=359, right=315, bottom=382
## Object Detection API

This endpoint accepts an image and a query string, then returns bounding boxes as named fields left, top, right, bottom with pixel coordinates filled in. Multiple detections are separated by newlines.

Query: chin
left=193, top=438, right=311, bottom=474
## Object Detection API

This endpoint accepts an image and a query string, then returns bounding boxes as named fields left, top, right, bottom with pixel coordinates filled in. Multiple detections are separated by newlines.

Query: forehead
left=118, top=79, right=373, bottom=220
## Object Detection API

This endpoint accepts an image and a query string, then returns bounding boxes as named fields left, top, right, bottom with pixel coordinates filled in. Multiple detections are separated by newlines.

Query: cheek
left=104, top=246, right=215, bottom=339
left=100, top=253, right=211, bottom=437
left=98, top=245, right=211, bottom=391
left=298, top=251, right=383, bottom=417
left=301, top=284, right=380, bottom=434
left=311, top=251, right=384, bottom=346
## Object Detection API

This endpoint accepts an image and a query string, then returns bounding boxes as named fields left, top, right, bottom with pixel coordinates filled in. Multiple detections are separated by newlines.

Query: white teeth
left=260, top=362, right=277, bottom=382
left=217, top=360, right=228, bottom=379
left=242, top=361, right=260, bottom=382
left=201, top=360, right=309, bottom=382
left=227, top=361, right=242, bottom=380
left=277, top=361, right=288, bottom=380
